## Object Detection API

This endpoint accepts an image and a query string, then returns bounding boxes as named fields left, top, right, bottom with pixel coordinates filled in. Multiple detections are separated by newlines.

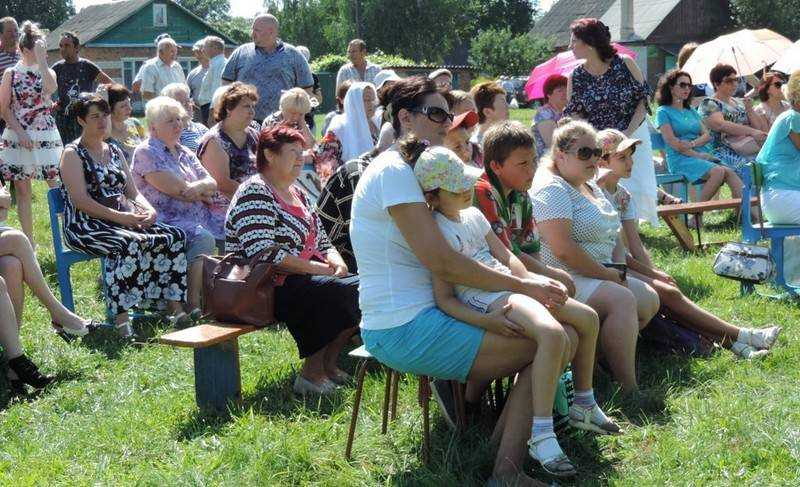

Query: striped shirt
left=225, top=174, right=333, bottom=268
left=0, top=49, right=19, bottom=75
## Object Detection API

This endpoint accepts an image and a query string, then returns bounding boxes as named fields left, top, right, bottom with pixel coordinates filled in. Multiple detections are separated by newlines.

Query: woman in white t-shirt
left=351, top=77, right=577, bottom=485
left=531, top=118, right=660, bottom=395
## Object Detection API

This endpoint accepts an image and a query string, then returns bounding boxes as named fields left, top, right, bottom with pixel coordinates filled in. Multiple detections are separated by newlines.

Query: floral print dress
left=0, top=62, right=62, bottom=181
left=61, top=142, right=188, bottom=316
left=698, top=97, right=755, bottom=175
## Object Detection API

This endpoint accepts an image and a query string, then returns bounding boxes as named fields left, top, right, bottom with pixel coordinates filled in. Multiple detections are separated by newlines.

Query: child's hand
left=483, top=303, right=526, bottom=338
left=520, top=276, right=568, bottom=309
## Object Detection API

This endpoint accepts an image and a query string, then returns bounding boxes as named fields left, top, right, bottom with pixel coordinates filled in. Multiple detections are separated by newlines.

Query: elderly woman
left=226, top=125, right=359, bottom=395
left=315, top=82, right=379, bottom=185
left=197, top=82, right=260, bottom=247
left=655, top=69, right=744, bottom=207
left=531, top=118, right=660, bottom=394
left=698, top=63, right=769, bottom=175
left=106, top=83, right=146, bottom=161
left=131, top=96, right=217, bottom=316
left=261, top=87, right=315, bottom=144
left=160, top=82, right=209, bottom=152
left=60, top=94, right=189, bottom=340
left=754, top=73, right=790, bottom=130
left=0, top=21, right=61, bottom=246
left=532, top=74, right=567, bottom=156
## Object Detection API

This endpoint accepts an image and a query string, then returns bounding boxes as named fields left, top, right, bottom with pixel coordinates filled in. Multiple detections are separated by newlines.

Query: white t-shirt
left=435, top=207, right=511, bottom=304
left=350, top=148, right=433, bottom=330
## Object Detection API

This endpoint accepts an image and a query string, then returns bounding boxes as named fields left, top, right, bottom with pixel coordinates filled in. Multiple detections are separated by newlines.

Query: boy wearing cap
left=443, top=110, right=482, bottom=168
left=596, top=129, right=781, bottom=360
left=414, top=145, right=618, bottom=477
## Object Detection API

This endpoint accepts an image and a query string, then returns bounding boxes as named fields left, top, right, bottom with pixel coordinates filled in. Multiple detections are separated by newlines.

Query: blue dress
left=655, top=105, right=717, bottom=183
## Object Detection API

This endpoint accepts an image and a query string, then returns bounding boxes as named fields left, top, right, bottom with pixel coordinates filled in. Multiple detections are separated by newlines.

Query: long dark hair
left=656, top=69, right=693, bottom=108
left=570, top=18, right=617, bottom=62
left=382, top=76, right=439, bottom=136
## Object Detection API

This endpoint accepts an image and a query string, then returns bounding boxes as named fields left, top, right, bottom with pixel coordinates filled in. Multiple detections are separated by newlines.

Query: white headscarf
left=327, top=82, right=377, bottom=162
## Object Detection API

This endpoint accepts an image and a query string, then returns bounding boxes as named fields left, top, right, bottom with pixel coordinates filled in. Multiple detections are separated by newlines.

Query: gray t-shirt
left=221, top=41, right=313, bottom=120
left=530, top=175, right=620, bottom=272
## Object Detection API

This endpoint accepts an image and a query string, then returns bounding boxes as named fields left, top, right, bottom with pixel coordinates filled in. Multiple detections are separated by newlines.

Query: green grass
left=1, top=109, right=799, bottom=485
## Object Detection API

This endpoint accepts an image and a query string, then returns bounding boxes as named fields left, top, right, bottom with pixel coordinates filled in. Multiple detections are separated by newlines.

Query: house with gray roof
left=532, top=0, right=734, bottom=86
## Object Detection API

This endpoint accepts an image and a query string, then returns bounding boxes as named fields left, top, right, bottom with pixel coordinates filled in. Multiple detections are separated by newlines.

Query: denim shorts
left=185, top=227, right=216, bottom=263
left=361, top=306, right=485, bottom=383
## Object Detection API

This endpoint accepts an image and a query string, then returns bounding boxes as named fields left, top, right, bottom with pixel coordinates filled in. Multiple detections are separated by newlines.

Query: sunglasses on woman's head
left=409, top=106, right=454, bottom=124
left=571, top=146, right=603, bottom=161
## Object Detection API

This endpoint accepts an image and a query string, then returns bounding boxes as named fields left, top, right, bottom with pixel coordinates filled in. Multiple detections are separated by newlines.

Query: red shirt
left=473, top=172, right=540, bottom=255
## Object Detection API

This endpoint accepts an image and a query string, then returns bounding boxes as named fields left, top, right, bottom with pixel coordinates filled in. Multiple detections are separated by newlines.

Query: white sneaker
left=743, top=326, right=782, bottom=350
left=731, top=341, right=770, bottom=359
left=293, top=375, right=336, bottom=395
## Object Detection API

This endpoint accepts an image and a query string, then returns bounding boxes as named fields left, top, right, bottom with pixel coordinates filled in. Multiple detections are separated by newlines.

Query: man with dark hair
left=335, top=38, right=381, bottom=89
left=51, top=31, right=113, bottom=144
left=470, top=81, right=510, bottom=148
left=0, top=17, right=20, bottom=134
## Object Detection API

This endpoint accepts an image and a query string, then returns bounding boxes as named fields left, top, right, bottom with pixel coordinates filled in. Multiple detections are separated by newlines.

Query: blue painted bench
left=159, top=322, right=256, bottom=414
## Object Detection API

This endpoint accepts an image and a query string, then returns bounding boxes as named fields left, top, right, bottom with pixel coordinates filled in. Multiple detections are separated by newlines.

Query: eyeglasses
left=677, top=82, right=692, bottom=89
left=571, top=146, right=603, bottom=161
left=409, top=106, right=454, bottom=124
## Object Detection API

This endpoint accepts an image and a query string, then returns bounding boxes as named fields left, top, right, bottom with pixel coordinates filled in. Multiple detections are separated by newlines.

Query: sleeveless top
left=564, top=56, right=649, bottom=132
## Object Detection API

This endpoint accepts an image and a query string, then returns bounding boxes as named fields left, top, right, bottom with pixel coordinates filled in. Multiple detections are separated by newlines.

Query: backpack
left=640, top=308, right=715, bottom=357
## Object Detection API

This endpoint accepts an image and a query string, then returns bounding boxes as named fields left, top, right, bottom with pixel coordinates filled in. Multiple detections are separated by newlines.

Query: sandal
left=51, top=319, right=101, bottom=343
left=167, top=312, right=191, bottom=328
left=527, top=432, right=576, bottom=477
left=569, top=404, right=623, bottom=435
left=658, top=191, right=682, bottom=205
left=742, top=326, right=782, bottom=350
left=116, top=321, right=136, bottom=341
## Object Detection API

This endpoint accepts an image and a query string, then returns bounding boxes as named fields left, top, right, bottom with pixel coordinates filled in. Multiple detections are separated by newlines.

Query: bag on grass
left=641, top=309, right=714, bottom=357
left=713, top=242, right=775, bottom=284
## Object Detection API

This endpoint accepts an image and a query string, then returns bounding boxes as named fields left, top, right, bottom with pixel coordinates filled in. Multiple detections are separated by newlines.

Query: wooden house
left=532, top=0, right=735, bottom=87
left=45, top=0, right=238, bottom=88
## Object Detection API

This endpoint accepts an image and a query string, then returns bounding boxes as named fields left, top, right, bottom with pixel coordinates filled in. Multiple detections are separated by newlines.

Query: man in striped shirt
left=0, top=17, right=21, bottom=134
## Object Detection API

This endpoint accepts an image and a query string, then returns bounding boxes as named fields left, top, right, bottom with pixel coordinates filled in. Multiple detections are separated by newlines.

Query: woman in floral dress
left=0, top=22, right=62, bottom=246
left=60, top=94, right=189, bottom=340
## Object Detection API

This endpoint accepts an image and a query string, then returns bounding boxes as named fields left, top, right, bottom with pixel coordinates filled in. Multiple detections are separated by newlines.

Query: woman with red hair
left=532, top=74, right=568, bottom=155
left=225, top=125, right=359, bottom=396
left=564, top=18, right=659, bottom=225
left=754, top=73, right=790, bottom=130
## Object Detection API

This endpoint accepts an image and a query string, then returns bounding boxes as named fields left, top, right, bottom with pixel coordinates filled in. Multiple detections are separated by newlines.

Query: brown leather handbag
left=201, top=249, right=278, bottom=327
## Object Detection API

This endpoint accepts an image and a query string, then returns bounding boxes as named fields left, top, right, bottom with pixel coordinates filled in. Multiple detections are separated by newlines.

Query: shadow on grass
left=79, top=315, right=166, bottom=360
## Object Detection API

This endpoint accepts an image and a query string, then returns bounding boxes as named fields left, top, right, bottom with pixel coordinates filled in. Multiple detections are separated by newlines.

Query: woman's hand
left=652, top=268, right=677, bottom=286
left=16, top=131, right=33, bottom=150
left=307, top=260, right=335, bottom=276
left=482, top=303, right=526, bottom=338
left=331, top=263, right=349, bottom=277
left=33, top=39, right=48, bottom=63
left=117, top=211, right=150, bottom=229
left=675, top=139, right=692, bottom=152
left=140, top=207, right=157, bottom=228
left=181, top=182, right=205, bottom=201
left=751, top=130, right=768, bottom=143
left=519, top=275, right=568, bottom=309
left=546, top=267, right=576, bottom=297
left=604, top=266, right=626, bottom=286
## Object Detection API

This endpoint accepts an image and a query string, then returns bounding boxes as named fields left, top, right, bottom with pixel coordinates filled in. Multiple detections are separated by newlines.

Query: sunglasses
left=773, top=81, right=783, bottom=89
left=677, top=82, right=692, bottom=89
left=409, top=106, right=454, bottom=124
left=571, top=146, right=603, bottom=161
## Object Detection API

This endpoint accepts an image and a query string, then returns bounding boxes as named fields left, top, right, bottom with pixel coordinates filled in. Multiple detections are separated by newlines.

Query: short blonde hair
left=787, top=70, right=800, bottom=106
left=279, top=87, right=311, bottom=114
left=160, top=82, right=190, bottom=100
left=145, top=96, right=187, bottom=126
left=552, top=118, right=598, bottom=156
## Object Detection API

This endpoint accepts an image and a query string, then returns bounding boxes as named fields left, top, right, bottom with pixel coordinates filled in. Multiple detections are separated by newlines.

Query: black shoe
left=8, top=379, right=26, bottom=397
left=431, top=379, right=457, bottom=430
left=7, top=355, right=54, bottom=390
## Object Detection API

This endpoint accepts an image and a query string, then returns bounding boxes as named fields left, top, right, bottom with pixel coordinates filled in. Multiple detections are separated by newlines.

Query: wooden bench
left=160, top=322, right=256, bottom=414
left=658, top=197, right=758, bottom=251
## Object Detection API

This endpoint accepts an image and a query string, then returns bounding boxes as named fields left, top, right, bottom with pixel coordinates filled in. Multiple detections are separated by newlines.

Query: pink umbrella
left=524, top=43, right=638, bottom=101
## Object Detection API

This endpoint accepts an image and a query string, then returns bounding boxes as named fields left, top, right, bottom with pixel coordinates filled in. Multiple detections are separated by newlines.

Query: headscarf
left=327, top=82, right=377, bottom=162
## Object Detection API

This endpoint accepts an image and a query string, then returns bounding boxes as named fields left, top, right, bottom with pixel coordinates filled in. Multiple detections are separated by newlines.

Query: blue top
left=532, top=104, right=562, bottom=156
left=654, top=105, right=717, bottom=183
left=756, top=109, right=800, bottom=191
left=222, top=41, right=314, bottom=120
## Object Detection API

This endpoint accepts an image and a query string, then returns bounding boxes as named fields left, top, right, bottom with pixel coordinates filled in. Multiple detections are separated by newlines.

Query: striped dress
left=61, top=142, right=188, bottom=315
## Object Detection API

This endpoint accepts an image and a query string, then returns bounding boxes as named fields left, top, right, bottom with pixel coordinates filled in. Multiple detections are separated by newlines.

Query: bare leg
left=0, top=230, right=87, bottom=330
left=550, top=298, right=599, bottom=391
left=13, top=179, right=34, bottom=246
left=630, top=270, right=740, bottom=347
left=323, top=326, right=358, bottom=377
left=627, top=277, right=660, bottom=330
left=300, top=348, right=330, bottom=384
left=699, top=166, right=726, bottom=202
left=187, top=260, right=203, bottom=311
left=586, top=282, right=640, bottom=392
left=0, top=255, right=24, bottom=327
left=0, top=276, right=23, bottom=359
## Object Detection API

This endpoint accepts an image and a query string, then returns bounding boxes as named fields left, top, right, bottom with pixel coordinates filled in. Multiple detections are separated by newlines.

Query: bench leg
left=193, top=338, right=242, bottom=414
left=389, top=371, right=399, bottom=422
left=663, top=214, right=696, bottom=251
left=56, top=263, right=75, bottom=312
left=419, top=376, right=431, bottom=464
left=345, top=359, right=369, bottom=460
left=381, top=366, right=392, bottom=434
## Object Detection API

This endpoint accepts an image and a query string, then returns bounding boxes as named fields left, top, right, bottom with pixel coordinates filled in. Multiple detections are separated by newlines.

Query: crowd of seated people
left=1, top=12, right=797, bottom=485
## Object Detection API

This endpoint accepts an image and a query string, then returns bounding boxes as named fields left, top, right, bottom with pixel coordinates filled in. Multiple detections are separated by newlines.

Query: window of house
left=122, top=59, right=147, bottom=88
left=153, top=4, right=167, bottom=27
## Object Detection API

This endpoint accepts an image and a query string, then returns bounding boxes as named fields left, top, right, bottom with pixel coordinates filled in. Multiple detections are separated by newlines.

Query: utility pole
left=354, top=0, right=363, bottom=38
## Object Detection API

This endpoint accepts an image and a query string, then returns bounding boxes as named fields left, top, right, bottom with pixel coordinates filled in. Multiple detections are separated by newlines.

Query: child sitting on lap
left=412, top=144, right=621, bottom=478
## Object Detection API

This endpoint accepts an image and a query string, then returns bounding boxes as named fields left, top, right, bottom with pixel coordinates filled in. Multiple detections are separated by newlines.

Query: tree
left=471, top=0, right=537, bottom=36
left=0, top=0, right=74, bottom=31
left=264, top=0, right=353, bottom=58
left=214, top=16, right=251, bottom=45
left=177, top=0, right=231, bottom=24
left=730, top=0, right=800, bottom=40
left=469, top=28, right=552, bottom=77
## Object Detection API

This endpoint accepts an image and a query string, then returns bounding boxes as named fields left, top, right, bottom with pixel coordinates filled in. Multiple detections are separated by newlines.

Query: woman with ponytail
left=564, top=18, right=659, bottom=226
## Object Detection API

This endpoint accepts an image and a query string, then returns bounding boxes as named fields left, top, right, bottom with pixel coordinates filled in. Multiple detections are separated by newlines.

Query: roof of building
left=533, top=0, right=683, bottom=47
left=45, top=0, right=237, bottom=50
